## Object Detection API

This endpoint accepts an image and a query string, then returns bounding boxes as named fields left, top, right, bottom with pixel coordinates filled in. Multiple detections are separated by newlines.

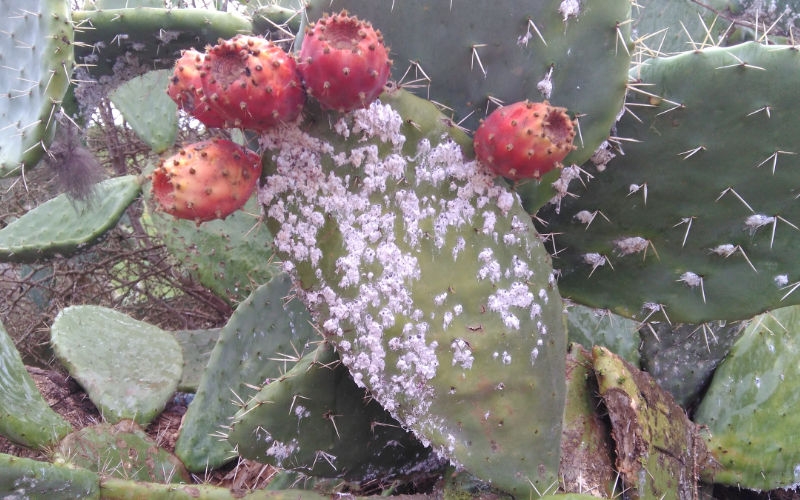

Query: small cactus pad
left=694, top=305, right=800, bottom=490
left=71, top=7, right=253, bottom=77
left=109, top=69, right=177, bottom=153
left=50, top=305, right=183, bottom=425
left=0, top=319, right=73, bottom=448
left=593, top=346, right=715, bottom=499
left=258, top=88, right=566, bottom=496
left=171, top=327, right=220, bottom=392
left=538, top=42, right=800, bottom=323
left=0, top=453, right=100, bottom=499
left=0, top=175, right=141, bottom=263
left=142, top=194, right=278, bottom=304
left=55, top=420, right=191, bottom=483
left=474, top=100, right=576, bottom=181
left=640, top=320, right=746, bottom=408
left=150, top=139, right=262, bottom=223
left=228, top=342, right=438, bottom=481
left=566, top=304, right=641, bottom=366
left=0, top=0, right=74, bottom=177
left=298, top=11, right=392, bottom=112
left=175, top=274, right=319, bottom=472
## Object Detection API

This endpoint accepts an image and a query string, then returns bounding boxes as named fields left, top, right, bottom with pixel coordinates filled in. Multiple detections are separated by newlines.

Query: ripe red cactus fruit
left=150, top=138, right=262, bottom=223
left=473, top=100, right=577, bottom=181
left=200, top=35, right=305, bottom=130
left=298, top=11, right=392, bottom=112
left=167, top=49, right=227, bottom=128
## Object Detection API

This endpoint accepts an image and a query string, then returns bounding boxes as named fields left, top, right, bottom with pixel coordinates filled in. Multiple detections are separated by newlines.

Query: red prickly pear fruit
left=298, top=10, right=392, bottom=112
left=473, top=100, right=577, bottom=181
left=167, top=49, right=227, bottom=128
left=150, top=138, right=262, bottom=223
left=201, top=35, right=305, bottom=130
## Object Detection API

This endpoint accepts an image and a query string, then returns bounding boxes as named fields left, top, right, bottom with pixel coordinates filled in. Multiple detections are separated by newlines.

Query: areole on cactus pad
left=150, top=138, right=262, bottom=223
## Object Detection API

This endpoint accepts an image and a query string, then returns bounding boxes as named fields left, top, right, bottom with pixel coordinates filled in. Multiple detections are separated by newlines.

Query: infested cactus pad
left=259, top=88, right=566, bottom=496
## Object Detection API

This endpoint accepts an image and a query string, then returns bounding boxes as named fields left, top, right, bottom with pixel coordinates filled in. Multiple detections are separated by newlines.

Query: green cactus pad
left=592, top=346, right=714, bottom=499
left=228, top=342, right=437, bottom=481
left=50, top=305, right=183, bottom=425
left=0, top=175, right=141, bottom=263
left=72, top=7, right=253, bottom=76
left=560, top=344, right=615, bottom=497
left=174, top=273, right=319, bottom=472
left=171, top=327, right=220, bottom=392
left=303, top=0, right=631, bottom=168
left=0, top=319, right=73, bottom=448
left=143, top=195, right=278, bottom=304
left=0, top=453, right=100, bottom=499
left=109, top=69, right=177, bottom=153
left=632, top=0, right=726, bottom=55
left=0, top=0, right=74, bottom=177
left=694, top=305, right=800, bottom=490
left=258, top=88, right=566, bottom=496
left=566, top=304, right=641, bottom=365
left=538, top=42, right=800, bottom=323
left=55, top=420, right=191, bottom=483
left=640, top=320, right=746, bottom=408
left=99, top=478, right=328, bottom=500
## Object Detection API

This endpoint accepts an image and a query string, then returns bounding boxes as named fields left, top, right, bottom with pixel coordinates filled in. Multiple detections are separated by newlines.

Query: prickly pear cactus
left=108, top=69, right=177, bottom=153
left=55, top=420, right=191, bottom=484
left=258, top=88, right=566, bottom=496
left=0, top=0, right=74, bottom=177
left=0, top=320, right=73, bottom=448
left=71, top=7, right=253, bottom=76
left=228, top=342, right=438, bottom=481
left=538, top=42, right=800, bottom=323
left=303, top=0, right=632, bottom=168
left=0, top=453, right=100, bottom=499
left=174, top=274, right=319, bottom=472
left=51, top=305, right=183, bottom=425
left=0, top=175, right=141, bottom=263
left=694, top=305, right=800, bottom=490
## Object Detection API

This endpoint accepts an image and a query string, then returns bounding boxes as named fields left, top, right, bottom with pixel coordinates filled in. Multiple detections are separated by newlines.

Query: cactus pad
left=174, top=274, right=319, bottom=472
left=592, top=346, right=715, bottom=498
left=0, top=175, right=141, bottom=263
left=0, top=453, right=100, bottom=499
left=109, top=69, right=177, bottom=153
left=538, top=42, right=800, bottom=323
left=228, top=342, right=438, bottom=481
left=51, top=305, right=183, bottom=425
left=303, top=0, right=632, bottom=167
left=258, top=88, right=566, bottom=496
left=55, top=420, right=191, bottom=483
left=0, top=319, right=73, bottom=448
left=0, top=0, right=74, bottom=177
left=694, top=305, right=800, bottom=490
